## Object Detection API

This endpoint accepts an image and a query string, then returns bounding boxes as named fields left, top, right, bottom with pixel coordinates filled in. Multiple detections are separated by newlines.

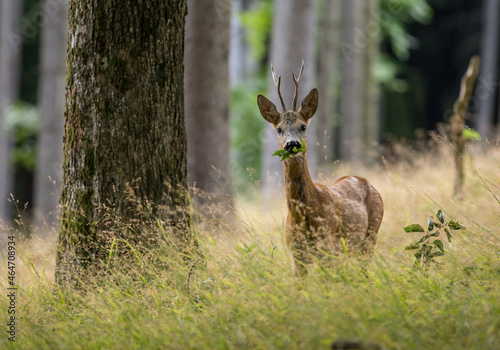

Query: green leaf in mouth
left=272, top=140, right=307, bottom=162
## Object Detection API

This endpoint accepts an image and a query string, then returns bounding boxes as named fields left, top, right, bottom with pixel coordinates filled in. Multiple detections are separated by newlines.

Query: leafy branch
left=404, top=210, right=465, bottom=269
left=272, top=139, right=307, bottom=162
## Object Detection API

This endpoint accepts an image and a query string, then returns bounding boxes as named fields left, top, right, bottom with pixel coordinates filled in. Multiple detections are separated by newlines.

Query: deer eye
left=301, top=125, right=306, bottom=132
left=277, top=127, right=283, bottom=134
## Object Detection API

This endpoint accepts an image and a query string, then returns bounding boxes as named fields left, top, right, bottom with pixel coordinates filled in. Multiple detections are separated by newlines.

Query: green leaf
left=445, top=228, right=452, bottom=243
left=427, top=217, right=434, bottom=231
left=272, top=139, right=307, bottom=162
left=448, top=221, right=466, bottom=230
left=405, top=243, right=420, bottom=250
left=404, top=224, right=425, bottom=233
left=272, top=149, right=291, bottom=161
left=281, top=152, right=291, bottom=161
left=433, top=240, right=444, bottom=252
left=424, top=246, right=433, bottom=257
left=429, top=251, right=444, bottom=258
left=463, top=128, right=481, bottom=141
left=299, top=139, right=307, bottom=152
left=436, top=210, right=445, bottom=224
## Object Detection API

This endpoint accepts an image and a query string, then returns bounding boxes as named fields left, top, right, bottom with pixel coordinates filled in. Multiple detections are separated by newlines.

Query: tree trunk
left=477, top=0, right=500, bottom=141
left=317, top=0, right=342, bottom=167
left=56, top=0, right=192, bottom=283
left=262, top=0, right=317, bottom=202
left=33, top=0, right=68, bottom=232
left=185, top=0, right=232, bottom=210
left=450, top=56, right=480, bottom=197
left=339, top=0, right=367, bottom=166
left=0, top=0, right=23, bottom=224
left=363, top=0, right=380, bottom=164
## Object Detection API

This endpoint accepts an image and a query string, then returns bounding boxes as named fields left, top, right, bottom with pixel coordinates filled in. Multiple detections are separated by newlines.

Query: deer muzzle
left=284, top=140, right=302, bottom=153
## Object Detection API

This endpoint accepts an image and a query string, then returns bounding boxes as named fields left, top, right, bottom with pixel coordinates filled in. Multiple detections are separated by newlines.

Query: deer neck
left=283, top=153, right=316, bottom=210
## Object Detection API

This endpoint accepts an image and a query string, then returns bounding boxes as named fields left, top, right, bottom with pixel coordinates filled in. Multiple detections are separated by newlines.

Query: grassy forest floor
left=1, top=141, right=500, bottom=349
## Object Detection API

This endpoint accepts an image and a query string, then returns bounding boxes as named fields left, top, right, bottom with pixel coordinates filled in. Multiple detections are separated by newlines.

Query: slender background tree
left=56, top=0, right=192, bottom=282
left=317, top=0, right=342, bottom=167
left=339, top=0, right=369, bottom=166
left=185, top=0, right=232, bottom=210
left=477, top=0, right=500, bottom=140
left=363, top=0, right=380, bottom=163
left=0, top=0, right=24, bottom=225
left=33, top=0, right=68, bottom=231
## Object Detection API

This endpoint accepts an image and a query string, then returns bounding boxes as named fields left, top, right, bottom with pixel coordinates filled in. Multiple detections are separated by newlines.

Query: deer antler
left=291, top=60, right=304, bottom=111
left=271, top=63, right=287, bottom=112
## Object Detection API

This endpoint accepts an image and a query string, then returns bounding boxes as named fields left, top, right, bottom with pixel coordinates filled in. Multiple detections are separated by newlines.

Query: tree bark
left=33, top=0, right=68, bottom=231
left=477, top=0, right=500, bottom=141
left=262, top=0, right=317, bottom=202
left=0, top=0, right=23, bottom=225
left=56, top=0, right=192, bottom=283
left=185, top=0, right=232, bottom=210
left=317, top=0, right=342, bottom=167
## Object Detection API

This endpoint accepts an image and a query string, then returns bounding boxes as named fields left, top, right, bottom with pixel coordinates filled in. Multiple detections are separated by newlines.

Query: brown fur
left=258, top=86, right=383, bottom=273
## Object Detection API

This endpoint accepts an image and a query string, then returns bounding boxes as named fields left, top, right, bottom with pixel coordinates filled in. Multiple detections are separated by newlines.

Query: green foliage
left=375, top=54, right=409, bottom=92
left=230, top=82, right=266, bottom=195
left=380, top=0, right=434, bottom=61
left=272, top=140, right=307, bottom=162
left=463, top=128, right=481, bottom=141
left=377, top=0, right=433, bottom=93
left=3, top=101, right=40, bottom=171
left=239, top=0, right=273, bottom=63
left=404, top=209, right=465, bottom=269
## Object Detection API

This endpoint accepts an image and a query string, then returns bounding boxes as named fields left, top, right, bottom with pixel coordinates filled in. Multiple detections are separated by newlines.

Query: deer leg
left=360, top=229, right=378, bottom=255
left=289, top=234, right=313, bottom=276
left=361, top=189, right=384, bottom=255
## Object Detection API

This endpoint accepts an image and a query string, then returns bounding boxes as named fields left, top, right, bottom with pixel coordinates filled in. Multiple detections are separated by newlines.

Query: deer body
left=258, top=62, right=383, bottom=272
left=283, top=153, right=383, bottom=268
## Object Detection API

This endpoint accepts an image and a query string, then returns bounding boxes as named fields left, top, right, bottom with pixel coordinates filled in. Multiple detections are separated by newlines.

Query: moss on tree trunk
left=56, top=0, right=192, bottom=283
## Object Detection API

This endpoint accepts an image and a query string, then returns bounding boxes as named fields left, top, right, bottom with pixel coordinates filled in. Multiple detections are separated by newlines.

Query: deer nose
left=284, top=140, right=301, bottom=152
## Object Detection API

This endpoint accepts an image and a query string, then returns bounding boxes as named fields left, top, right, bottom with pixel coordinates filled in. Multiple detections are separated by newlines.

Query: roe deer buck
left=257, top=61, right=383, bottom=273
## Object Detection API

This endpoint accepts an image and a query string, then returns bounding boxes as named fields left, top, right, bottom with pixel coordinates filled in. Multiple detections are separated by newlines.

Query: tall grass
left=1, top=143, right=500, bottom=349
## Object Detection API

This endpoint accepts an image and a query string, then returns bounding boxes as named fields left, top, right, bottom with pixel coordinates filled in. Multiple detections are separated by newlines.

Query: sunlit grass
left=1, top=143, right=500, bottom=349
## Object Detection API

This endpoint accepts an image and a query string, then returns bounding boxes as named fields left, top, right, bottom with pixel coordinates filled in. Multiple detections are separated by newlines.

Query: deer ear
left=257, top=94, right=281, bottom=125
left=298, top=88, right=318, bottom=121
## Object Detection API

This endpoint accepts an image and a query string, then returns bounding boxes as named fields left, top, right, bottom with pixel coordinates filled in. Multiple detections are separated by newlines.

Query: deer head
left=257, top=61, right=319, bottom=157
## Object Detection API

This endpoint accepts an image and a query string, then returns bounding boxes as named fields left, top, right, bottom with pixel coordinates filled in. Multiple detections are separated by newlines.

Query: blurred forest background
left=0, top=0, right=499, bottom=229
